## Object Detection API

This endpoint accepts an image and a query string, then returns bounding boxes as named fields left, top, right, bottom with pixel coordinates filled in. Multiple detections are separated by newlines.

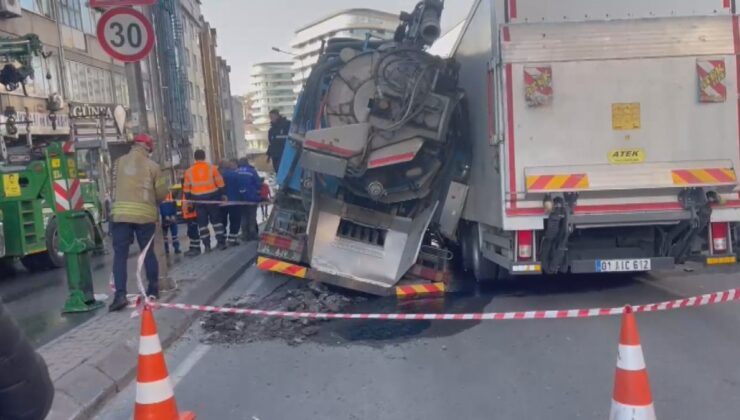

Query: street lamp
left=271, top=46, right=307, bottom=87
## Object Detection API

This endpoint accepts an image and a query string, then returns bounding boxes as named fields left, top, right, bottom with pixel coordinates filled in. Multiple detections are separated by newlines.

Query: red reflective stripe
left=502, top=26, right=511, bottom=42
left=509, top=0, right=517, bottom=19
left=734, top=15, right=740, bottom=198
left=505, top=63, right=516, bottom=206
left=304, top=140, right=355, bottom=157
left=673, top=170, right=701, bottom=184
left=368, top=152, right=416, bottom=168
left=529, top=175, right=553, bottom=191
left=561, top=174, right=586, bottom=189
left=725, top=0, right=731, bottom=8
left=706, top=168, right=734, bottom=182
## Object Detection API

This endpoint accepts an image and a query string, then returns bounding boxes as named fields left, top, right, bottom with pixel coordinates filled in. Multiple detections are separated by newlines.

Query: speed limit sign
left=97, top=7, right=155, bottom=62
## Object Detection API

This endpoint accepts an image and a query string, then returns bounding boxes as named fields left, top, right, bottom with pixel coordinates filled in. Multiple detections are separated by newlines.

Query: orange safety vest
left=181, top=192, right=197, bottom=220
left=164, top=192, right=174, bottom=202
left=183, top=161, right=224, bottom=197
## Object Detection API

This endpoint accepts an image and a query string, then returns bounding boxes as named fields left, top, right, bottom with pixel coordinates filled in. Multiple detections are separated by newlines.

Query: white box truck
left=258, top=0, right=740, bottom=295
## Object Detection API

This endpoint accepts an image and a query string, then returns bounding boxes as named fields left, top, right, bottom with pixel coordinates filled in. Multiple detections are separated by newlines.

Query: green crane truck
left=0, top=145, right=104, bottom=272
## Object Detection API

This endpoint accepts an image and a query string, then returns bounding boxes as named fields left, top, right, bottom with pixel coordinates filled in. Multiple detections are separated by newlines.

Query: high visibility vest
left=181, top=192, right=197, bottom=220
left=183, top=161, right=224, bottom=196
left=165, top=192, right=174, bottom=202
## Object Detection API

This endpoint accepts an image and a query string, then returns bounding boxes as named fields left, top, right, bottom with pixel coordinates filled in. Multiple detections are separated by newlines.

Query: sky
left=200, top=0, right=475, bottom=94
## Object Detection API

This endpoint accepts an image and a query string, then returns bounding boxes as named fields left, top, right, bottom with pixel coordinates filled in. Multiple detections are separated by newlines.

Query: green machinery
left=0, top=142, right=103, bottom=312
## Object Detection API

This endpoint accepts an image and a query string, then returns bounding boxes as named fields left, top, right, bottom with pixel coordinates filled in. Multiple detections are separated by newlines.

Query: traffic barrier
left=151, top=287, right=740, bottom=321
left=610, top=306, right=656, bottom=420
left=134, top=306, right=196, bottom=420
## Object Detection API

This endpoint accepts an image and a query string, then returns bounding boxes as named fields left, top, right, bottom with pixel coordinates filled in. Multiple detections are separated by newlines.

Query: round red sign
left=97, top=7, right=155, bottom=62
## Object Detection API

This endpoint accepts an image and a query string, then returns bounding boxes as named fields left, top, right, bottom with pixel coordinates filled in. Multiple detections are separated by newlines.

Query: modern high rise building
left=290, top=9, right=399, bottom=93
left=245, top=62, right=295, bottom=152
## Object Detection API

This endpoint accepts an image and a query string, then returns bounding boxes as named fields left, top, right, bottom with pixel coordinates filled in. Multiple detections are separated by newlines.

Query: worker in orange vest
left=159, top=191, right=181, bottom=254
left=181, top=189, right=200, bottom=255
left=183, top=150, right=226, bottom=255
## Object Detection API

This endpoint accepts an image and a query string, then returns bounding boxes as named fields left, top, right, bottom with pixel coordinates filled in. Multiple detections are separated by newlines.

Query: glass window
left=21, top=0, right=54, bottom=18
left=199, top=116, right=204, bottom=132
left=143, top=80, right=153, bottom=111
left=65, top=60, right=117, bottom=103
left=60, top=0, right=83, bottom=31
left=81, top=5, right=99, bottom=35
left=113, top=73, right=129, bottom=106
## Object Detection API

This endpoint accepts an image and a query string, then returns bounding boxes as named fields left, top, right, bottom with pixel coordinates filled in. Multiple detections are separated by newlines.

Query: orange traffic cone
left=610, top=305, right=656, bottom=420
left=134, top=306, right=196, bottom=420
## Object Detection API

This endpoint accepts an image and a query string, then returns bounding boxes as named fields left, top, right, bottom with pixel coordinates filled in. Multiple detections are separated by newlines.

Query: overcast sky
left=201, top=0, right=474, bottom=94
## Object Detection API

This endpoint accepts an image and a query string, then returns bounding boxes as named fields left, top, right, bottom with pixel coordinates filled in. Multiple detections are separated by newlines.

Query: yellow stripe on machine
left=706, top=256, right=737, bottom=266
left=256, top=256, right=307, bottom=278
left=395, top=283, right=446, bottom=298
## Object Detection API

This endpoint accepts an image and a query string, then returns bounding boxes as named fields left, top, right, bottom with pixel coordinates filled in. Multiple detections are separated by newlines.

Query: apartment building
left=246, top=62, right=295, bottom=152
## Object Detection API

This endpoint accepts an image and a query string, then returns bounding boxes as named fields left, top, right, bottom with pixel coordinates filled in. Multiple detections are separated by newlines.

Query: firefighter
left=109, top=134, right=169, bottom=312
left=183, top=149, right=227, bottom=255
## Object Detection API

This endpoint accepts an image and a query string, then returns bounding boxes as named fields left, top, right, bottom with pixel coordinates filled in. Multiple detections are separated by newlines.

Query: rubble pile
left=200, top=282, right=366, bottom=345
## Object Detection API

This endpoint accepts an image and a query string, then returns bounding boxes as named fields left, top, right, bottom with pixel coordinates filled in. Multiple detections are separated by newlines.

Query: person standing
left=109, top=134, right=168, bottom=312
left=160, top=190, right=181, bottom=255
left=181, top=187, right=201, bottom=256
left=259, top=180, right=272, bottom=220
left=220, top=160, right=246, bottom=246
left=238, top=157, right=262, bottom=241
left=266, top=109, right=291, bottom=173
left=183, top=149, right=226, bottom=256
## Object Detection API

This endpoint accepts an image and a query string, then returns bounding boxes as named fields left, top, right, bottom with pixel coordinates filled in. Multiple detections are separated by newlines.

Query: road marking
left=171, top=344, right=211, bottom=387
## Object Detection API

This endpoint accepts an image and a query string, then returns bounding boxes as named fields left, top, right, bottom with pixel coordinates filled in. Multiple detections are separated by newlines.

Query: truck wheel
left=20, top=253, right=53, bottom=272
left=44, top=218, right=66, bottom=269
left=460, top=222, right=499, bottom=282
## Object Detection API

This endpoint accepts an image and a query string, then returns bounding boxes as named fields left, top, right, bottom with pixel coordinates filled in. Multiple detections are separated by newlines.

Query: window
left=191, top=114, right=197, bottom=131
left=19, top=55, right=61, bottom=98
left=184, top=48, right=190, bottom=67
left=113, top=73, right=129, bottom=106
left=195, top=88, right=200, bottom=102
left=81, top=6, right=100, bottom=35
left=59, top=0, right=83, bottom=30
left=21, top=0, right=54, bottom=18
left=65, top=61, right=117, bottom=103
left=188, top=82, right=194, bottom=98
left=143, top=80, right=153, bottom=111
left=198, top=116, right=204, bottom=132
left=192, top=54, right=197, bottom=70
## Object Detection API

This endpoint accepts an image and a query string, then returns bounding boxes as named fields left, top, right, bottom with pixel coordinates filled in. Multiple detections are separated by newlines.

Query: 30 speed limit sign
left=97, top=7, right=155, bottom=62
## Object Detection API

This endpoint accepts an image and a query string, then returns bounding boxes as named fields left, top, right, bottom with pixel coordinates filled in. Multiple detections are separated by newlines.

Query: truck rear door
left=501, top=0, right=740, bottom=225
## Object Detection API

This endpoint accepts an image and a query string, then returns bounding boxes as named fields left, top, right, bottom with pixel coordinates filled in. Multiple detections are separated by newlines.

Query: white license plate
left=595, top=259, right=651, bottom=272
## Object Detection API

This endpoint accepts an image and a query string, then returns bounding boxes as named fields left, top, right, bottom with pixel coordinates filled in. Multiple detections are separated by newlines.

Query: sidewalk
left=43, top=241, right=258, bottom=420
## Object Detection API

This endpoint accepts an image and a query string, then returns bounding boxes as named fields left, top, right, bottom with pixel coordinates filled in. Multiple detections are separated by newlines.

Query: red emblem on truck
left=524, top=66, right=553, bottom=107
left=697, top=59, right=726, bottom=103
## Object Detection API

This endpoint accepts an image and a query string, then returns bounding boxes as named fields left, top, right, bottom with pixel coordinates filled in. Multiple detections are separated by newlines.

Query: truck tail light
left=711, top=222, right=729, bottom=253
left=517, top=230, right=534, bottom=261
left=260, top=233, right=303, bottom=252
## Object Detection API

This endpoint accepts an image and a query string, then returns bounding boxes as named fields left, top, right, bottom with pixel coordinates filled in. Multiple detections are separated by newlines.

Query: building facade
left=245, top=62, right=295, bottom=153
left=230, top=96, right=246, bottom=158
left=217, top=57, right=236, bottom=160
left=179, top=0, right=210, bottom=161
left=290, top=9, right=399, bottom=93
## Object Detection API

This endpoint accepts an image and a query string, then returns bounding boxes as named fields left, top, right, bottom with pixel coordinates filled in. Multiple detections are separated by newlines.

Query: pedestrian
left=160, top=190, right=181, bottom=255
left=109, top=134, right=169, bottom=312
left=180, top=184, right=201, bottom=256
left=266, top=109, right=291, bottom=173
left=0, top=298, right=54, bottom=420
left=220, top=159, right=246, bottom=246
left=183, top=149, right=227, bottom=256
left=260, top=180, right=272, bottom=220
left=238, top=157, right=262, bottom=241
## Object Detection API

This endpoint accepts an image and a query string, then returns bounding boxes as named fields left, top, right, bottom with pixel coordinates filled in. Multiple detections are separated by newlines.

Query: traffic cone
left=134, top=306, right=196, bottom=420
left=609, top=305, right=656, bottom=420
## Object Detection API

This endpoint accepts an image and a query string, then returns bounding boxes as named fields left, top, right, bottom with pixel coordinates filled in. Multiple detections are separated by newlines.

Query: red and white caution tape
left=152, top=288, right=740, bottom=321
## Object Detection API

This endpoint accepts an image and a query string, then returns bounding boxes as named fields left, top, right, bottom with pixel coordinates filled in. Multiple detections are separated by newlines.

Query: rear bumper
left=256, top=256, right=447, bottom=298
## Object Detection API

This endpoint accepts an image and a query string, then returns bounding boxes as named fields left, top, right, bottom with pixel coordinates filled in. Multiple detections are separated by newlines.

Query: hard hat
left=133, top=133, right=154, bottom=151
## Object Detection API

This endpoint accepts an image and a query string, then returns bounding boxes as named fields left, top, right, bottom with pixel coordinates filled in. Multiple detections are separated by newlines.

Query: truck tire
left=460, top=222, right=499, bottom=282
left=44, top=217, right=66, bottom=268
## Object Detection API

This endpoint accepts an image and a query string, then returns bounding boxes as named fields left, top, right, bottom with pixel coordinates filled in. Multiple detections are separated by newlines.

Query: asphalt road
left=96, top=263, right=740, bottom=419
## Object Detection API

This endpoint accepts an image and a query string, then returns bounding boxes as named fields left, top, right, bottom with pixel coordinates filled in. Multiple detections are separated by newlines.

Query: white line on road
left=171, top=344, right=211, bottom=387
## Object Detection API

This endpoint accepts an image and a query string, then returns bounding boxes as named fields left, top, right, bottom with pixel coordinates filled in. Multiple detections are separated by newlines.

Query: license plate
left=595, top=259, right=651, bottom=272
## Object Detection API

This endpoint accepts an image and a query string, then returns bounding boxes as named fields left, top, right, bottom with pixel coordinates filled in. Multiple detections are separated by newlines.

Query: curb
left=46, top=243, right=257, bottom=420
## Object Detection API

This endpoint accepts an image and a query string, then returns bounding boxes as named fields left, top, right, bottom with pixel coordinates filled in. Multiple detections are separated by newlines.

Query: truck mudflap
left=256, top=256, right=447, bottom=298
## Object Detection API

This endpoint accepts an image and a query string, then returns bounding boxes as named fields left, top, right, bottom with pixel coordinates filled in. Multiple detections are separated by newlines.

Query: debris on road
left=200, top=281, right=366, bottom=345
